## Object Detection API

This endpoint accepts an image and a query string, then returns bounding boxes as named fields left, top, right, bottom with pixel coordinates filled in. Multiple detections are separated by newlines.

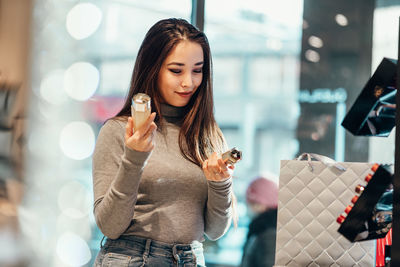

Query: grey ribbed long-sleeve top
left=92, top=104, right=233, bottom=243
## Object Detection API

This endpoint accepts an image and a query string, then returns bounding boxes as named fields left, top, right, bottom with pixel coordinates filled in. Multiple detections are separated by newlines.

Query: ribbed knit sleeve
left=204, top=178, right=233, bottom=240
left=92, top=119, right=151, bottom=239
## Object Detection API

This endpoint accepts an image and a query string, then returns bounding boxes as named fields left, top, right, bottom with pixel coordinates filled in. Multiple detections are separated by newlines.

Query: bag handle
left=296, top=153, right=346, bottom=172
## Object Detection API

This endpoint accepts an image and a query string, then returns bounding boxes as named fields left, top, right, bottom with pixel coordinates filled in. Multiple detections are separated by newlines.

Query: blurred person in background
left=92, top=18, right=236, bottom=267
left=240, top=176, right=278, bottom=267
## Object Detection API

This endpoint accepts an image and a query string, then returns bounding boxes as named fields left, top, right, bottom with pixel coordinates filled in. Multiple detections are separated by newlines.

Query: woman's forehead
left=164, top=40, right=204, bottom=65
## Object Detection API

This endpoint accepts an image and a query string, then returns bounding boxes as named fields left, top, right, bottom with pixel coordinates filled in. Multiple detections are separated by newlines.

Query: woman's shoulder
left=103, top=117, right=127, bottom=129
left=98, top=117, right=127, bottom=137
left=95, top=117, right=128, bottom=150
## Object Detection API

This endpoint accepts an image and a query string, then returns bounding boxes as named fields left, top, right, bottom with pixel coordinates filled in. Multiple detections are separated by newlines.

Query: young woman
left=92, top=18, right=235, bottom=267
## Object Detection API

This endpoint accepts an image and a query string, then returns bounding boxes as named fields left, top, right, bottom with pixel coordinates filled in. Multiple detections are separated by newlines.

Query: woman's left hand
left=202, top=152, right=235, bottom=181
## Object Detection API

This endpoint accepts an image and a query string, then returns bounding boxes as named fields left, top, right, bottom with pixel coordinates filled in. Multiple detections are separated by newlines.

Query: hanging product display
left=341, top=57, right=397, bottom=137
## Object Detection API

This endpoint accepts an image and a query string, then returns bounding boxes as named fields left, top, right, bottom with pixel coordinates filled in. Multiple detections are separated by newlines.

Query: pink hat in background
left=246, top=176, right=278, bottom=209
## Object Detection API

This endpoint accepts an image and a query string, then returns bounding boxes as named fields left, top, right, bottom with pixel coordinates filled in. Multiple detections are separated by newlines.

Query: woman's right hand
left=125, top=112, right=157, bottom=152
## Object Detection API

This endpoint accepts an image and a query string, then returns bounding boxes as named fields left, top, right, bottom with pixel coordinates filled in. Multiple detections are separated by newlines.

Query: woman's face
left=158, top=40, right=204, bottom=107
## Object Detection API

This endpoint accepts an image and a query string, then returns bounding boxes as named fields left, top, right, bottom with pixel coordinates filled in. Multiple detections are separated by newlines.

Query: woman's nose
left=181, top=73, right=193, bottom=89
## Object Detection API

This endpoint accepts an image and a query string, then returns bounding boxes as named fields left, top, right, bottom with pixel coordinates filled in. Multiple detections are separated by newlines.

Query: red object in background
left=376, top=238, right=385, bottom=267
left=355, top=184, right=365, bottom=194
left=385, top=228, right=392, bottom=245
left=365, top=173, right=373, bottom=182
left=336, top=214, right=345, bottom=224
left=344, top=205, right=352, bottom=214
left=351, top=195, right=359, bottom=204
left=371, top=163, right=380, bottom=172
left=376, top=228, right=392, bottom=267
left=83, top=96, right=125, bottom=124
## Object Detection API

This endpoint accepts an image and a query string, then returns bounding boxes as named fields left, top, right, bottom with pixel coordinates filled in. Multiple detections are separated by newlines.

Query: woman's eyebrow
left=167, top=61, right=204, bottom=66
left=167, top=62, right=184, bottom=66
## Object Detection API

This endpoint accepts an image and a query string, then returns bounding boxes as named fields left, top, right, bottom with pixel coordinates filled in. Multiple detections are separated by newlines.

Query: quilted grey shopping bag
left=274, top=153, right=376, bottom=267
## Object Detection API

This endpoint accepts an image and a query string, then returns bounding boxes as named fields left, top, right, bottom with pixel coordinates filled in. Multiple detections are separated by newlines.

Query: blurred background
left=0, top=0, right=398, bottom=266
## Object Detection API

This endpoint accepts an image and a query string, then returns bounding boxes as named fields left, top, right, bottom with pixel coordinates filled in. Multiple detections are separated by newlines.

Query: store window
left=16, top=0, right=400, bottom=266
left=4, top=0, right=400, bottom=266
left=24, top=1, right=191, bottom=266
left=204, top=0, right=303, bottom=265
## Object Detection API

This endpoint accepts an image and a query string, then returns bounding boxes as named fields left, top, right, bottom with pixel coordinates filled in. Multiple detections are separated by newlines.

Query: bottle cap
left=351, top=195, right=359, bottom=204
left=365, top=173, right=373, bottom=182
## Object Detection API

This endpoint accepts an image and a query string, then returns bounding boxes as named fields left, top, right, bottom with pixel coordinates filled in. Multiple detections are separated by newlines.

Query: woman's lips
left=175, top=91, right=193, bottom=97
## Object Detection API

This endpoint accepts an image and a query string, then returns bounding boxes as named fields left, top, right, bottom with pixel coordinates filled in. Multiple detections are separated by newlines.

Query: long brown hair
left=115, top=18, right=226, bottom=166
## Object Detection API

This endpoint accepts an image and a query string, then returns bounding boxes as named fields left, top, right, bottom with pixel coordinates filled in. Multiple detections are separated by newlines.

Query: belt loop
left=100, top=235, right=106, bottom=249
left=145, top=239, right=151, bottom=253
left=142, top=238, right=151, bottom=262
left=172, top=245, right=180, bottom=264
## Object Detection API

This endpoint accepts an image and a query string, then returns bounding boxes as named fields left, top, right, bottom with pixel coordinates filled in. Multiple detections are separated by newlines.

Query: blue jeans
left=93, top=235, right=206, bottom=267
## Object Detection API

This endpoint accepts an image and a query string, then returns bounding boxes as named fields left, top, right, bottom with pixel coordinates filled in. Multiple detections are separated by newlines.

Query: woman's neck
left=160, top=103, right=188, bottom=124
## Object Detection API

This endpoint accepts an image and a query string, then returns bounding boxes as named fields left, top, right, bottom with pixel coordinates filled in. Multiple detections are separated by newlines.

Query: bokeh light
left=39, top=70, right=67, bottom=105
left=64, top=62, right=100, bottom=101
left=66, top=3, right=102, bottom=40
left=308, top=35, right=324, bottom=48
left=305, top=49, right=320, bottom=63
left=59, top=121, right=95, bottom=160
left=56, top=232, right=91, bottom=266
left=335, top=14, right=348, bottom=26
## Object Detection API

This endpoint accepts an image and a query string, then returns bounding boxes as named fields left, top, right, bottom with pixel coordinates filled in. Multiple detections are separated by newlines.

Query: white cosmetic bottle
left=131, top=93, right=151, bottom=132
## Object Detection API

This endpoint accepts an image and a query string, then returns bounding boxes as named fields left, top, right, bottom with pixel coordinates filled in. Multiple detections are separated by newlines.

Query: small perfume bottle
left=221, top=147, right=242, bottom=165
left=131, top=93, right=151, bottom=132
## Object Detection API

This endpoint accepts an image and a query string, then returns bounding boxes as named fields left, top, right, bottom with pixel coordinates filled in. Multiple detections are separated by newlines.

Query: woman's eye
left=193, top=69, right=202, bottom=73
left=169, top=69, right=181, bottom=74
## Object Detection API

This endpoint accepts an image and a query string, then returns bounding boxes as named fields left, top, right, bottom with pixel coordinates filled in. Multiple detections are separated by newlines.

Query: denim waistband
left=102, top=234, right=203, bottom=264
left=104, top=235, right=202, bottom=250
